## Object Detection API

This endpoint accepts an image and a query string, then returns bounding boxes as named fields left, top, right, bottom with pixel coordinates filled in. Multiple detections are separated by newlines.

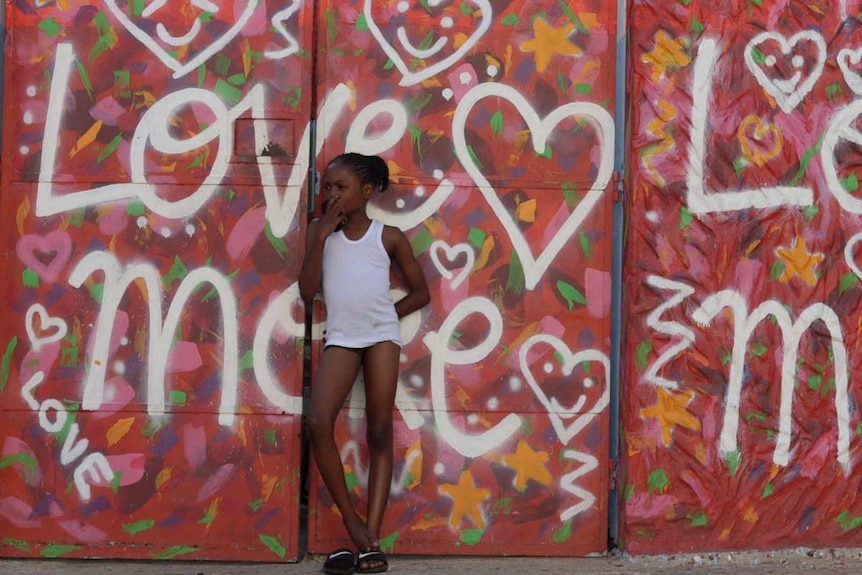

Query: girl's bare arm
left=383, top=226, right=430, bottom=318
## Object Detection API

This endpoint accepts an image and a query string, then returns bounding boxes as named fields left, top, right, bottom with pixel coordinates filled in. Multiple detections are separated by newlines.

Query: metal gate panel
left=623, top=0, right=862, bottom=555
left=0, top=1, right=313, bottom=561
left=308, top=0, right=617, bottom=556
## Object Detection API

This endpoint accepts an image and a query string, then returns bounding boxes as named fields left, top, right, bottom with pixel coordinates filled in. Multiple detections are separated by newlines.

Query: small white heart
left=430, top=240, right=475, bottom=289
left=838, top=47, right=862, bottom=96
left=26, top=304, right=68, bottom=352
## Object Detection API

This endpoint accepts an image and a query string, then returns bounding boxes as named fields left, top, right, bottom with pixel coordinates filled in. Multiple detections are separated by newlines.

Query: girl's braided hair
left=328, top=153, right=390, bottom=193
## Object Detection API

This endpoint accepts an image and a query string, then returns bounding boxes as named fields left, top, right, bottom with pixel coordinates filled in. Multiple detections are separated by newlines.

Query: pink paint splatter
left=227, top=207, right=266, bottom=262
left=167, top=341, right=203, bottom=373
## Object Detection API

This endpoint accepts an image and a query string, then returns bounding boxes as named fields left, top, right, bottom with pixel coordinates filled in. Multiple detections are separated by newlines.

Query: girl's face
left=323, top=162, right=372, bottom=215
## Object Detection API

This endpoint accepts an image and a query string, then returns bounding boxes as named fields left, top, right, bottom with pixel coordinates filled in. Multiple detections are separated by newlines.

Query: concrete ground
left=3, top=549, right=862, bottom=575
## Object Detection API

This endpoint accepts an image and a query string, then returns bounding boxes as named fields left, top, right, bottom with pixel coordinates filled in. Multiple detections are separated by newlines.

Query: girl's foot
left=344, top=516, right=377, bottom=552
left=356, top=549, right=388, bottom=573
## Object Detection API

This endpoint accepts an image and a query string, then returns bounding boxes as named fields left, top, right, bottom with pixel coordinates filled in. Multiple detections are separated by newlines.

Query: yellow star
left=641, top=31, right=690, bottom=82
left=439, top=470, right=490, bottom=530
left=776, top=236, right=823, bottom=286
left=640, top=387, right=701, bottom=447
left=519, top=18, right=582, bottom=73
left=502, top=440, right=553, bottom=491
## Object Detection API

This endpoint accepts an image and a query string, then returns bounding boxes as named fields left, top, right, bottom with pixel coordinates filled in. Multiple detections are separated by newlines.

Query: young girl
left=299, top=153, right=430, bottom=574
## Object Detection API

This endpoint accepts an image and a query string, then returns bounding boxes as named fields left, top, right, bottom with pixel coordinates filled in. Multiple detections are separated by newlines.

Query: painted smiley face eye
left=765, top=55, right=777, bottom=67
left=792, top=55, right=804, bottom=68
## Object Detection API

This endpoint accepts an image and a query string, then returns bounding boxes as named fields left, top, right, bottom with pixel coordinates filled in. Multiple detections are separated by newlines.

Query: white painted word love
left=21, top=372, right=113, bottom=500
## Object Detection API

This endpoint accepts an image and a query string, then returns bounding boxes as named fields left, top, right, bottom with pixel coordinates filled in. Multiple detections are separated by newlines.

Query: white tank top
left=322, top=219, right=402, bottom=348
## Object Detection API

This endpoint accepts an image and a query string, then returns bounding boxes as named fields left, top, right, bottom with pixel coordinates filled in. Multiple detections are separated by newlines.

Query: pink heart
left=16, top=231, right=73, bottom=282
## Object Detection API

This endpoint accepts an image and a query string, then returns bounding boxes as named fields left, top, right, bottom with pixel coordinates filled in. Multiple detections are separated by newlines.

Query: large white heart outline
left=104, top=0, right=262, bottom=79
left=453, top=83, right=614, bottom=291
left=838, top=47, right=862, bottom=96
left=430, top=240, right=475, bottom=289
left=519, top=334, right=610, bottom=446
left=26, top=304, right=69, bottom=353
left=744, top=31, right=826, bottom=113
left=363, top=0, right=492, bottom=86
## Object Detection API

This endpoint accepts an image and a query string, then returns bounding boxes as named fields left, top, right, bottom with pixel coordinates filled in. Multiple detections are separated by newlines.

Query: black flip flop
left=356, top=549, right=388, bottom=573
left=323, top=547, right=356, bottom=575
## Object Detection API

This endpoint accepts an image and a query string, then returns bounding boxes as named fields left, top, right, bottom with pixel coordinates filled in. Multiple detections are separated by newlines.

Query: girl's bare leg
left=359, top=341, right=400, bottom=570
left=306, top=346, right=374, bottom=551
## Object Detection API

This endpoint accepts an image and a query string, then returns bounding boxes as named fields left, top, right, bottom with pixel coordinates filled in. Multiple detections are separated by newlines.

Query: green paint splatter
left=150, top=545, right=200, bottom=560
left=838, top=272, right=859, bottom=295
left=468, top=227, right=486, bottom=248
left=215, top=79, right=242, bottom=105
left=679, top=206, right=693, bottom=230
left=506, top=251, right=525, bottom=294
left=345, top=471, right=359, bottom=492
left=789, top=133, right=825, bottom=186
left=552, top=519, right=573, bottom=543
left=378, top=531, right=398, bottom=553
left=39, top=17, right=63, bottom=37
left=687, top=511, right=708, bottom=526
left=490, top=111, right=503, bottom=135
left=169, top=390, right=187, bottom=405
left=1, top=337, right=18, bottom=393
left=558, top=0, right=589, bottom=34
left=762, top=482, right=774, bottom=498
left=356, top=13, right=369, bottom=31
left=0, top=453, right=37, bottom=476
left=556, top=280, right=587, bottom=310
left=501, top=13, right=520, bottom=26
left=647, top=469, right=669, bottom=493
left=726, top=450, right=742, bottom=476
left=1, top=538, right=30, bottom=553
left=163, top=256, right=189, bottom=289
left=769, top=260, right=785, bottom=281
left=410, top=228, right=435, bottom=257
left=97, top=133, right=123, bottom=163
left=123, top=519, right=155, bottom=536
left=460, top=528, right=484, bottom=545
left=259, top=534, right=286, bottom=558
left=837, top=511, right=862, bottom=533
left=635, top=341, right=652, bottom=372
left=41, top=543, right=81, bottom=558
left=578, top=230, right=593, bottom=258
left=22, top=269, right=40, bottom=288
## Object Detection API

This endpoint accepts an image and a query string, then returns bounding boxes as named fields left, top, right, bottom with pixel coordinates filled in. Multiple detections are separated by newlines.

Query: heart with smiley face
left=104, top=0, right=262, bottom=79
left=363, top=0, right=492, bottom=86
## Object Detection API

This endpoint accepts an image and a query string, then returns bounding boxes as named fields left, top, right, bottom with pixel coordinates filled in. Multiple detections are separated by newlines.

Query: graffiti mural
left=625, top=0, right=862, bottom=554
left=308, top=0, right=617, bottom=557
left=0, top=1, right=312, bottom=560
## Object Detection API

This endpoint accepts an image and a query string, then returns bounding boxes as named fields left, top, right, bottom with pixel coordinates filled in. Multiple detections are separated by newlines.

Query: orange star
left=776, top=236, right=823, bottom=286
left=640, top=387, right=701, bottom=447
left=519, top=18, right=582, bottom=73
left=439, top=470, right=490, bottom=530
left=641, top=31, right=690, bottom=82
left=502, top=440, right=553, bottom=491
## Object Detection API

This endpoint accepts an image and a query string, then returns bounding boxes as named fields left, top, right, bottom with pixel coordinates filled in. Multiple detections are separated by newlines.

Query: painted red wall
left=308, top=0, right=616, bottom=556
left=624, top=0, right=862, bottom=554
left=0, top=0, right=312, bottom=561
left=0, top=0, right=617, bottom=560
